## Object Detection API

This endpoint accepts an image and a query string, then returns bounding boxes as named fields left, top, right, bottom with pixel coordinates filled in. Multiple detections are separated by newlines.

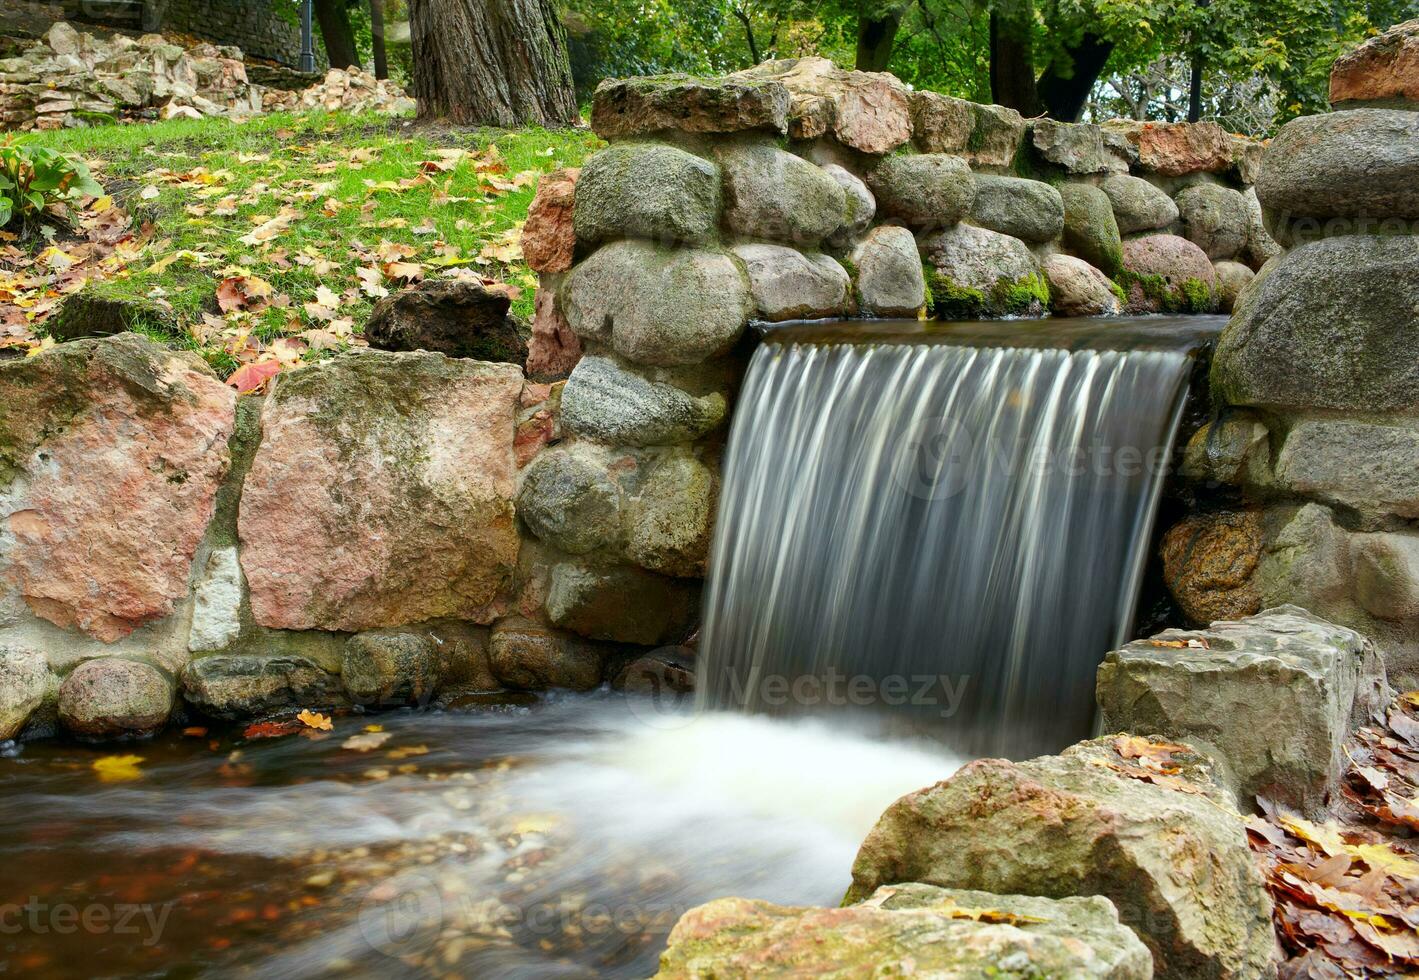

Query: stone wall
left=149, top=0, right=311, bottom=68
left=1162, top=18, right=1419, bottom=687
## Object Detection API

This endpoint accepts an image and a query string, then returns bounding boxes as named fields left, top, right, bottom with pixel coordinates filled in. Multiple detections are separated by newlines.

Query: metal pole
left=299, top=0, right=316, bottom=73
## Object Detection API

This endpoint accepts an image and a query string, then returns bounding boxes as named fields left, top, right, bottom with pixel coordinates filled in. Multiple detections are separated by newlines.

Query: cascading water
left=700, top=317, right=1223, bottom=758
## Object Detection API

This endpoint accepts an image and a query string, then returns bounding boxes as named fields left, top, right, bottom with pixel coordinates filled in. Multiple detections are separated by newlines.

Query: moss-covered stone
left=43, top=286, right=177, bottom=342
left=1058, top=182, right=1123, bottom=276
left=574, top=143, right=721, bottom=246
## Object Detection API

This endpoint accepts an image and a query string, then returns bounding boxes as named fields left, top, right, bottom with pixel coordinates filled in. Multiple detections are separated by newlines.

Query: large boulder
left=1174, top=183, right=1250, bottom=260
left=0, top=646, right=50, bottom=741
left=968, top=174, right=1064, bottom=243
left=849, top=225, right=927, bottom=318
left=821, top=163, right=876, bottom=247
left=1029, top=120, right=1130, bottom=175
left=1161, top=509, right=1263, bottom=624
left=342, top=628, right=440, bottom=707
left=625, top=450, right=715, bottom=578
left=516, top=446, right=623, bottom=555
left=1275, top=419, right=1419, bottom=521
left=590, top=74, right=790, bottom=140
left=1181, top=414, right=1273, bottom=488
left=1212, top=260, right=1255, bottom=314
left=1107, top=121, right=1233, bottom=177
left=1059, top=183, right=1124, bottom=275
left=1212, top=235, right=1419, bottom=414
left=573, top=144, right=719, bottom=247
left=846, top=736, right=1279, bottom=978
left=1329, top=19, right=1419, bottom=109
left=364, top=280, right=527, bottom=364
left=58, top=658, right=173, bottom=739
left=732, top=243, right=849, bottom=321
left=1240, top=188, right=1282, bottom=270
left=730, top=57, right=913, bottom=154
left=1257, top=110, right=1419, bottom=241
left=867, top=153, right=975, bottom=229
left=181, top=653, right=341, bottom=719
left=545, top=562, right=695, bottom=645
left=239, top=351, right=521, bottom=632
left=657, top=885, right=1152, bottom=979
left=562, top=241, right=751, bottom=366
left=1119, top=234, right=1217, bottom=313
left=1101, top=174, right=1178, bottom=235
left=520, top=167, right=579, bottom=274
left=1098, top=606, right=1387, bottom=817
left=0, top=333, right=234, bottom=642
left=488, top=617, right=606, bottom=691
left=921, top=223, right=1045, bottom=318
left=1042, top=254, right=1122, bottom=317
left=911, top=92, right=1026, bottom=168
left=717, top=142, right=846, bottom=244
left=1353, top=531, right=1419, bottom=620
left=559, top=355, right=725, bottom=447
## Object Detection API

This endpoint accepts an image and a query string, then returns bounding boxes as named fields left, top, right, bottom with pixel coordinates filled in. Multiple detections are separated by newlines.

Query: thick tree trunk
left=1187, top=51, right=1204, bottom=122
left=989, top=6, right=1040, bottom=116
left=409, top=0, right=579, bottom=128
left=855, top=4, right=906, bottom=72
left=1037, top=33, right=1114, bottom=121
left=370, top=0, right=388, bottom=80
left=314, top=0, right=359, bottom=70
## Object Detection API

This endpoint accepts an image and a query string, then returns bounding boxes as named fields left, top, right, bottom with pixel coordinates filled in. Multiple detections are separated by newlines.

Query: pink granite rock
left=0, top=334, right=235, bottom=642
left=732, top=57, right=913, bottom=155
left=1330, top=19, right=1419, bottom=108
left=521, top=167, right=579, bottom=274
left=526, top=275, right=582, bottom=380
left=1120, top=234, right=1219, bottom=313
left=1108, top=120, right=1233, bottom=177
left=238, top=351, right=522, bottom=632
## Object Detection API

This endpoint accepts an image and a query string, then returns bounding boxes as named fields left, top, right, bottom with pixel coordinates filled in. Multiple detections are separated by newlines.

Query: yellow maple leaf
left=93, top=754, right=145, bottom=782
left=297, top=709, right=333, bottom=731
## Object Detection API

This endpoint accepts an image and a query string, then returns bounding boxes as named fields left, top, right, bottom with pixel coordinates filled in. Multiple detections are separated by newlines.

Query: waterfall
left=699, top=318, right=1219, bottom=759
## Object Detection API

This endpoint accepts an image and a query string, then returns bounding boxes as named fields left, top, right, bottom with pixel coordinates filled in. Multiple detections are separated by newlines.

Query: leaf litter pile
left=0, top=111, right=599, bottom=389
left=1248, top=691, right=1419, bottom=978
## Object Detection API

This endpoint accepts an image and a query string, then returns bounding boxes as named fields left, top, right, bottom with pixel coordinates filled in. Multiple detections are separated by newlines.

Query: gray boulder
left=58, top=659, right=173, bottom=739
left=1101, top=174, right=1178, bottom=235
left=717, top=142, right=846, bottom=244
left=968, top=174, right=1065, bottom=243
left=846, top=736, right=1279, bottom=979
left=365, top=279, right=527, bottom=364
left=342, top=629, right=440, bottom=707
left=1254, top=504, right=1354, bottom=616
left=921, top=223, right=1045, bottom=318
left=562, top=240, right=750, bottom=367
left=0, top=646, right=50, bottom=741
left=181, top=654, right=342, bottom=719
left=1175, top=183, right=1250, bottom=260
left=911, top=91, right=1026, bottom=168
left=559, top=355, right=726, bottom=447
left=731, top=243, right=849, bottom=321
left=1275, top=419, right=1419, bottom=521
left=1097, top=606, right=1388, bottom=817
left=1181, top=414, right=1272, bottom=488
left=1029, top=119, right=1131, bottom=175
left=573, top=143, right=720, bottom=246
left=1059, top=183, right=1124, bottom=275
left=849, top=225, right=926, bottom=318
left=1212, top=260, right=1255, bottom=313
left=1213, top=235, right=1419, bottom=414
left=658, top=885, right=1152, bottom=979
left=867, top=153, right=975, bottom=229
left=589, top=74, right=790, bottom=140
left=625, top=450, right=715, bottom=578
left=546, top=562, right=695, bottom=645
left=1042, top=253, right=1122, bottom=316
left=821, top=163, right=875, bottom=246
left=488, top=618, right=605, bottom=691
left=1241, top=188, right=1282, bottom=270
left=1353, top=532, right=1419, bottom=620
left=516, top=446, right=623, bottom=555
left=1257, top=109, right=1419, bottom=241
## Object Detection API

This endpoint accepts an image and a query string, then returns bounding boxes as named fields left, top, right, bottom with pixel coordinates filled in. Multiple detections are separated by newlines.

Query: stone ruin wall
left=1161, top=19, right=1419, bottom=689
left=150, top=0, right=309, bottom=67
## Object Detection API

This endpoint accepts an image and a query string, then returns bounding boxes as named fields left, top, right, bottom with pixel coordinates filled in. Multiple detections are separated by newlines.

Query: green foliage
left=0, top=139, right=103, bottom=229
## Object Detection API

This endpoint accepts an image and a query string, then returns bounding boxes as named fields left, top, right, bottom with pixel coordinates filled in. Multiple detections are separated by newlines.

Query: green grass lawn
left=8, top=110, right=601, bottom=376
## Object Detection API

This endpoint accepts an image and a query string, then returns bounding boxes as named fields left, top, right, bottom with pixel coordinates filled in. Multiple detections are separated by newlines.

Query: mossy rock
left=44, top=287, right=178, bottom=343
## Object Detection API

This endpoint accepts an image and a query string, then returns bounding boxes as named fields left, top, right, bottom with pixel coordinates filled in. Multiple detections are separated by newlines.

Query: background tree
left=314, top=0, right=360, bottom=69
left=409, top=0, right=579, bottom=127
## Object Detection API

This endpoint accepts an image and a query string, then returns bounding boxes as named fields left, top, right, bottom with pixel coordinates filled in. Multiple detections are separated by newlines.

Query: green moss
left=1180, top=277, right=1217, bottom=313
left=1108, top=278, right=1127, bottom=303
left=991, top=272, right=1050, bottom=314
left=926, top=271, right=987, bottom=319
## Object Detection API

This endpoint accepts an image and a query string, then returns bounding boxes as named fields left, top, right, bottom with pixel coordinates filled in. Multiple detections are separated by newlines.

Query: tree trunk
left=370, top=0, right=388, bottom=80
left=409, top=0, right=578, bottom=127
left=314, top=0, right=359, bottom=70
left=1187, top=51, right=1204, bottom=122
left=855, top=2, right=906, bottom=72
left=1037, top=33, right=1114, bottom=121
left=989, top=5, right=1040, bottom=116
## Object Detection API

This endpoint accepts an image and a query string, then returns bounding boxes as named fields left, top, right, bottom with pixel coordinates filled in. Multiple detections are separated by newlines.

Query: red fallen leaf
left=216, top=275, right=274, bottom=313
left=226, top=359, right=283, bottom=394
left=242, top=719, right=302, bottom=739
left=181, top=726, right=208, bottom=738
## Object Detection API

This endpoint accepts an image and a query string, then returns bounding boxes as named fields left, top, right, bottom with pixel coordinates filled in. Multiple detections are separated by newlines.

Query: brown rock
left=1330, top=19, right=1419, bottom=108
left=364, top=279, right=527, bottom=364
left=590, top=74, right=790, bottom=140
left=730, top=57, right=913, bottom=155
left=1041, top=254, right=1122, bottom=316
left=1162, top=510, right=1264, bottom=625
left=239, top=351, right=521, bottom=632
left=520, top=167, right=579, bottom=274
left=0, top=334, right=234, bottom=642
left=488, top=617, right=606, bottom=691
left=1109, top=120, right=1233, bottom=177
left=526, top=276, right=582, bottom=381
